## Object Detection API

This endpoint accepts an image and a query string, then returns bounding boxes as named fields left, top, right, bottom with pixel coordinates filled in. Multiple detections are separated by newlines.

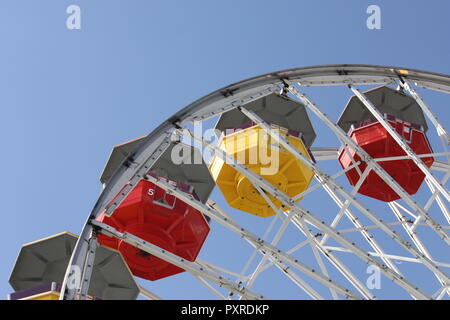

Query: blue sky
left=1, top=1, right=449, bottom=299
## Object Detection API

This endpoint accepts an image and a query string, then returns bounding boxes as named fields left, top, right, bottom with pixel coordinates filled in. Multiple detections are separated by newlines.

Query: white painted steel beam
left=400, top=80, right=450, bottom=144
left=179, top=125, right=432, bottom=299
left=239, top=106, right=448, bottom=294
left=145, top=173, right=362, bottom=299
left=287, top=84, right=449, bottom=247
left=91, top=220, right=265, bottom=300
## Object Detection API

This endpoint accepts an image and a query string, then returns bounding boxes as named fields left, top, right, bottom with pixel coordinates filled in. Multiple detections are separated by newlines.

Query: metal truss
left=180, top=124, right=435, bottom=299
left=388, top=201, right=450, bottom=296
left=231, top=108, right=449, bottom=298
left=287, top=84, right=449, bottom=245
left=61, top=65, right=450, bottom=300
left=60, top=130, right=175, bottom=300
left=138, top=286, right=163, bottom=300
left=91, top=220, right=265, bottom=300
left=145, top=173, right=361, bottom=299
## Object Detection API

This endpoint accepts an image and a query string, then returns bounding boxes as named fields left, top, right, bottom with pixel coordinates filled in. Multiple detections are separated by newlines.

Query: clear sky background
left=0, top=0, right=449, bottom=300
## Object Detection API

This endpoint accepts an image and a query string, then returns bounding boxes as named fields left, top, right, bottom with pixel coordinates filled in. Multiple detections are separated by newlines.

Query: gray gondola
left=100, top=139, right=215, bottom=203
left=8, top=232, right=139, bottom=300
left=214, top=92, right=317, bottom=148
left=337, top=86, right=428, bottom=133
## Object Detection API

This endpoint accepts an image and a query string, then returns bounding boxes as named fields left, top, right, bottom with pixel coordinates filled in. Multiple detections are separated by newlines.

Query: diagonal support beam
left=139, top=286, right=163, bottom=300
left=399, top=79, right=450, bottom=144
left=289, top=213, right=375, bottom=299
left=287, top=84, right=450, bottom=247
left=389, top=202, right=450, bottom=297
left=179, top=126, right=433, bottom=299
left=318, top=175, right=403, bottom=278
left=61, top=130, right=174, bottom=300
left=240, top=108, right=450, bottom=293
left=324, top=246, right=450, bottom=269
left=146, top=173, right=362, bottom=299
left=242, top=186, right=336, bottom=299
left=206, top=201, right=323, bottom=300
left=425, top=177, right=450, bottom=224
left=239, top=106, right=449, bottom=292
left=92, top=220, right=265, bottom=300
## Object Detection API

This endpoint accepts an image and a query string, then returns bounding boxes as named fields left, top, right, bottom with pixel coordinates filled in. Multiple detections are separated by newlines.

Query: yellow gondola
left=210, top=93, right=316, bottom=217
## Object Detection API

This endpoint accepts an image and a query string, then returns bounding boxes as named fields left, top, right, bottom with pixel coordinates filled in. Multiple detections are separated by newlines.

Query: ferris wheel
left=8, top=65, right=450, bottom=300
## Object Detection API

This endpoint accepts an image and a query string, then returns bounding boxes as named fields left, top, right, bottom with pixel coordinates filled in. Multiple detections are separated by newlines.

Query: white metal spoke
left=424, top=172, right=450, bottom=211
left=310, top=147, right=339, bottom=161
left=193, top=276, right=227, bottom=299
left=194, top=259, right=241, bottom=281
left=373, top=152, right=450, bottom=163
left=242, top=212, right=325, bottom=301
left=237, top=231, right=323, bottom=301
left=289, top=213, right=374, bottom=299
left=310, top=147, right=450, bottom=173
left=206, top=201, right=298, bottom=295
left=181, top=124, right=434, bottom=299
left=324, top=246, right=450, bottom=269
left=240, top=107, right=404, bottom=296
left=319, top=165, right=371, bottom=245
left=237, top=214, right=279, bottom=284
left=388, top=202, right=450, bottom=297
left=313, top=159, right=403, bottom=292
left=146, top=173, right=362, bottom=299
left=400, top=80, right=450, bottom=145
left=230, top=184, right=290, bottom=298
left=292, top=160, right=363, bottom=201
left=433, top=286, right=450, bottom=300
left=432, top=160, right=450, bottom=172
left=92, top=220, right=265, bottom=300
left=269, top=268, right=324, bottom=300
left=288, top=83, right=450, bottom=246
left=391, top=201, right=418, bottom=220
left=293, top=216, right=340, bottom=300
left=207, top=201, right=324, bottom=299
left=238, top=106, right=448, bottom=292
left=196, top=258, right=244, bottom=279
left=242, top=229, right=325, bottom=301
left=245, top=239, right=314, bottom=279
left=242, top=186, right=339, bottom=299
left=425, top=177, right=450, bottom=224
left=243, top=191, right=295, bottom=290
left=138, top=286, right=163, bottom=300
left=338, top=221, right=450, bottom=234
left=340, top=142, right=364, bottom=177
left=319, top=177, right=403, bottom=277
left=207, top=200, right=236, bottom=223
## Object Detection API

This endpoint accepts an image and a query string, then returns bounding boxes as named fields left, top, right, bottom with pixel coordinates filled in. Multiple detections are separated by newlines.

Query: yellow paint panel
left=21, top=291, right=60, bottom=300
left=210, top=125, right=314, bottom=217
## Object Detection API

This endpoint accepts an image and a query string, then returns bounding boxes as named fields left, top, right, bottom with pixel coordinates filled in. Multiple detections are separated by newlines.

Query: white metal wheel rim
left=60, top=64, right=450, bottom=300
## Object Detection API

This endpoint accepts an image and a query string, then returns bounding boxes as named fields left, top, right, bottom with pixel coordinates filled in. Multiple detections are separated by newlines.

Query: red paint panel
left=338, top=119, right=434, bottom=202
left=97, top=178, right=210, bottom=281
